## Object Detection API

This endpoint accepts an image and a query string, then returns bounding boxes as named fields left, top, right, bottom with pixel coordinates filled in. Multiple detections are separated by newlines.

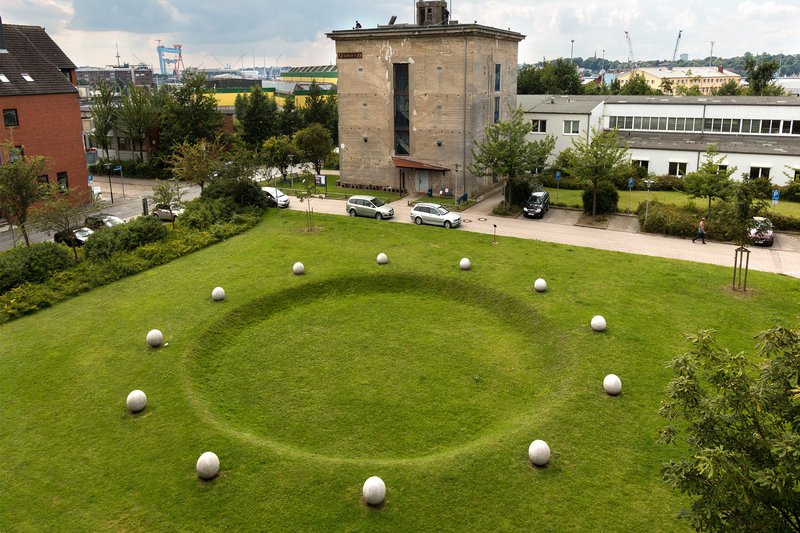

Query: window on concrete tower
left=495, top=64, right=501, bottom=91
left=393, top=63, right=410, bottom=155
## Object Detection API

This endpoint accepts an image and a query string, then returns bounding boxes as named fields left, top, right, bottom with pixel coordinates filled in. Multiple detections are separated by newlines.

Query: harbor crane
left=624, top=31, right=636, bottom=69
left=671, top=30, right=683, bottom=65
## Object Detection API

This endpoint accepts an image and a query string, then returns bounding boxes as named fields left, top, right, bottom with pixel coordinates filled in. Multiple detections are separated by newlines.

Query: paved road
left=4, top=179, right=799, bottom=279
left=291, top=190, right=800, bottom=279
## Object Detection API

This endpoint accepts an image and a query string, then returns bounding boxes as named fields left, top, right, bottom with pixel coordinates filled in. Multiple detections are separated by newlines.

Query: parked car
left=346, top=195, right=394, bottom=219
left=522, top=191, right=550, bottom=218
left=151, top=203, right=185, bottom=222
left=84, top=213, right=124, bottom=230
left=750, top=216, right=774, bottom=246
left=54, top=226, right=94, bottom=247
left=262, top=187, right=290, bottom=208
left=410, top=202, right=461, bottom=228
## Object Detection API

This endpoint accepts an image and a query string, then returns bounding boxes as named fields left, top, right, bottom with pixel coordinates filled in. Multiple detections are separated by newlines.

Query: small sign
left=772, top=189, right=780, bottom=201
left=555, top=170, right=561, bottom=180
left=628, top=177, right=635, bottom=189
left=88, top=175, right=93, bottom=184
left=315, top=175, right=326, bottom=186
left=113, top=165, right=122, bottom=171
left=337, top=52, right=363, bottom=59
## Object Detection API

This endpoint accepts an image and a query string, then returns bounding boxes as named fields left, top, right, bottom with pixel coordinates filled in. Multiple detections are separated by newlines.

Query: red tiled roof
left=0, top=23, right=77, bottom=97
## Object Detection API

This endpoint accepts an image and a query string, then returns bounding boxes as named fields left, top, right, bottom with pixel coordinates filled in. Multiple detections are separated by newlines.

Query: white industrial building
left=520, top=94, right=800, bottom=185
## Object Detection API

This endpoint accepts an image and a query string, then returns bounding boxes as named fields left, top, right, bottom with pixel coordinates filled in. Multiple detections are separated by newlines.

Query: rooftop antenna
left=708, top=41, right=715, bottom=66
left=115, top=42, right=121, bottom=67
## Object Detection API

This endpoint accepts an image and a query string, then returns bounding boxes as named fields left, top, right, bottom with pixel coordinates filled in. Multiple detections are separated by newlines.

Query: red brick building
left=0, top=18, right=89, bottom=200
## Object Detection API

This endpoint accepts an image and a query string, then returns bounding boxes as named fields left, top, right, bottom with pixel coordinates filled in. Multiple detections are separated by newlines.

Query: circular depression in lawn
left=186, top=274, right=553, bottom=461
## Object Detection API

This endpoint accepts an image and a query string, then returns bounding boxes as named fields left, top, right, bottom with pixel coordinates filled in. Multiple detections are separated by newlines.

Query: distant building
left=679, top=53, right=689, bottom=62
left=618, top=66, right=741, bottom=95
left=520, top=94, right=800, bottom=184
left=775, top=78, right=800, bottom=97
left=76, top=64, right=154, bottom=88
left=0, top=18, right=89, bottom=200
left=328, top=0, right=524, bottom=197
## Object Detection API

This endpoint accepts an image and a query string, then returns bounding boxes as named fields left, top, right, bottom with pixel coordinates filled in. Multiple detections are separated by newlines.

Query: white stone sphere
left=459, top=258, right=471, bottom=270
left=196, top=451, right=220, bottom=480
left=362, top=476, right=386, bottom=506
left=603, top=374, right=622, bottom=396
left=534, top=278, right=547, bottom=292
left=528, top=439, right=551, bottom=466
left=211, top=287, right=225, bottom=301
left=591, top=315, right=607, bottom=332
left=146, top=329, right=163, bottom=348
left=126, top=389, right=147, bottom=413
left=376, top=253, right=389, bottom=265
left=292, top=262, right=305, bottom=275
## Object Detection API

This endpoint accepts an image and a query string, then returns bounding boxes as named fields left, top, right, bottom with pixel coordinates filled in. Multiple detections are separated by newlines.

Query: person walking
left=692, top=217, right=706, bottom=244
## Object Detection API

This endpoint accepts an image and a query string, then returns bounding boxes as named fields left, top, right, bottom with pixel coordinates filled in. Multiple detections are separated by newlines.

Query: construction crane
left=671, top=30, right=683, bottom=66
left=624, top=31, right=636, bottom=69
left=157, top=43, right=184, bottom=79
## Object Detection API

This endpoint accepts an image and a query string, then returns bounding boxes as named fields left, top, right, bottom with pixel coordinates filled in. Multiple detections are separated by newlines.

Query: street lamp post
left=104, top=163, right=115, bottom=204
left=644, top=179, right=654, bottom=226
left=118, top=165, right=126, bottom=197
left=570, top=39, right=575, bottom=63
left=453, top=163, right=459, bottom=205
left=288, top=154, right=294, bottom=189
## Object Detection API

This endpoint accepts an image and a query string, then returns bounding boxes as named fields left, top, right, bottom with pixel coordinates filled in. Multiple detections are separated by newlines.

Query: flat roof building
left=618, top=66, right=741, bottom=96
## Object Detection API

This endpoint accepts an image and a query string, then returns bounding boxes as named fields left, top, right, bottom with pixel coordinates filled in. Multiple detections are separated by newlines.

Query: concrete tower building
left=327, top=1, right=524, bottom=199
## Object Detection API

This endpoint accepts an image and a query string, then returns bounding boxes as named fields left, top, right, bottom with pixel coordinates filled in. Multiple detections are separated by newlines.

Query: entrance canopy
left=391, top=157, right=450, bottom=171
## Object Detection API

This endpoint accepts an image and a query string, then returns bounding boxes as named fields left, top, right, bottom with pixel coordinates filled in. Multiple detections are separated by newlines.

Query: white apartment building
left=520, top=94, right=800, bottom=185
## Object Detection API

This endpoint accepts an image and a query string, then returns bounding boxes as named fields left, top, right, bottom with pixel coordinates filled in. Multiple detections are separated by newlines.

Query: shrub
left=202, top=177, right=268, bottom=210
left=770, top=213, right=800, bottom=232
left=84, top=216, right=167, bottom=260
left=638, top=200, right=700, bottom=236
left=779, top=181, right=800, bottom=203
left=179, top=197, right=237, bottom=230
left=650, top=174, right=685, bottom=191
left=0, top=242, right=73, bottom=293
left=747, top=177, right=773, bottom=200
left=582, top=182, right=619, bottom=215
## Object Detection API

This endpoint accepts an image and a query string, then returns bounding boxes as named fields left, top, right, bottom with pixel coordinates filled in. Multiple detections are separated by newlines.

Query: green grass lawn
left=2, top=210, right=799, bottom=530
left=545, top=186, right=800, bottom=217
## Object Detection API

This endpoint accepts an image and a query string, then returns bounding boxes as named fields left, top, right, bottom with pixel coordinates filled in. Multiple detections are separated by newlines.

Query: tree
left=159, top=72, right=224, bottom=154
left=563, top=128, right=630, bottom=216
left=674, top=84, right=702, bottom=96
left=469, top=105, right=556, bottom=205
left=720, top=178, right=768, bottom=247
left=683, top=145, right=735, bottom=217
left=659, top=78, right=674, bottom=95
left=745, top=57, right=784, bottom=96
left=293, top=123, right=334, bottom=175
left=659, top=326, right=800, bottom=532
left=241, top=86, right=279, bottom=149
left=517, top=64, right=546, bottom=94
left=0, top=142, right=50, bottom=246
left=150, top=179, right=185, bottom=229
left=302, top=82, right=338, bottom=143
left=278, top=95, right=304, bottom=135
left=168, top=136, right=225, bottom=191
left=619, top=73, right=659, bottom=95
left=28, top=187, right=100, bottom=261
left=550, top=58, right=583, bottom=95
left=117, top=84, right=158, bottom=161
left=713, top=79, right=744, bottom=96
left=262, top=135, right=302, bottom=182
left=91, top=81, right=117, bottom=160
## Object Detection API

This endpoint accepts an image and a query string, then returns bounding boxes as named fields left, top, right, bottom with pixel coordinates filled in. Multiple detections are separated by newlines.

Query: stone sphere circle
left=376, top=252, right=389, bottom=265
left=459, top=258, right=471, bottom=270
left=362, top=476, right=386, bottom=506
left=591, top=315, right=607, bottom=332
left=126, top=389, right=147, bottom=413
left=146, top=329, right=164, bottom=348
left=534, top=278, right=547, bottom=292
left=212, top=287, right=225, bottom=301
left=528, top=439, right=551, bottom=466
left=603, top=374, right=622, bottom=396
left=196, top=451, right=220, bottom=480
left=292, top=262, right=305, bottom=275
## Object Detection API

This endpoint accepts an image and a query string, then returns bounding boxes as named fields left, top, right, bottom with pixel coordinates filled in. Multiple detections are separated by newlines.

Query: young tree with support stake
left=683, top=144, right=735, bottom=218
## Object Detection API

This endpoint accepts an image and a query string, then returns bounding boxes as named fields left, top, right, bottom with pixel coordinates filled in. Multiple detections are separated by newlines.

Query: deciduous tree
left=241, top=86, right=279, bottom=149
left=293, top=123, right=334, bottom=175
left=469, top=105, right=556, bottom=205
left=0, top=142, right=50, bottom=246
left=262, top=135, right=302, bottom=182
left=563, top=128, right=630, bottom=216
left=683, top=144, right=735, bottom=217
left=745, top=57, right=785, bottom=96
left=150, top=179, right=185, bottom=229
left=159, top=72, right=223, bottom=154
left=659, top=326, right=800, bottom=532
left=117, top=84, right=158, bottom=161
left=91, top=81, right=117, bottom=160
left=168, top=136, right=225, bottom=191
left=28, top=187, right=100, bottom=261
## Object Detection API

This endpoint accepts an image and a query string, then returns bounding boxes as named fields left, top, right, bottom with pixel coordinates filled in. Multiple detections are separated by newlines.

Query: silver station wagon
left=346, top=195, right=394, bottom=220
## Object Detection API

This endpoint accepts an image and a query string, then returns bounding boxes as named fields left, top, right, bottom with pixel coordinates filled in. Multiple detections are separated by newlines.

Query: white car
left=410, top=202, right=461, bottom=228
left=262, top=187, right=290, bottom=208
left=152, top=203, right=184, bottom=222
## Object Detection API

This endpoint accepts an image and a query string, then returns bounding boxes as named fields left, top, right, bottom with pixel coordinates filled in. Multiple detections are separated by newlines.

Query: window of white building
left=564, top=120, right=580, bottom=135
left=668, top=162, right=687, bottom=176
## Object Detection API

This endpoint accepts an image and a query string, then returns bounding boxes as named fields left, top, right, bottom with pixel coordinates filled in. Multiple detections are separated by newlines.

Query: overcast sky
left=4, top=0, right=799, bottom=71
